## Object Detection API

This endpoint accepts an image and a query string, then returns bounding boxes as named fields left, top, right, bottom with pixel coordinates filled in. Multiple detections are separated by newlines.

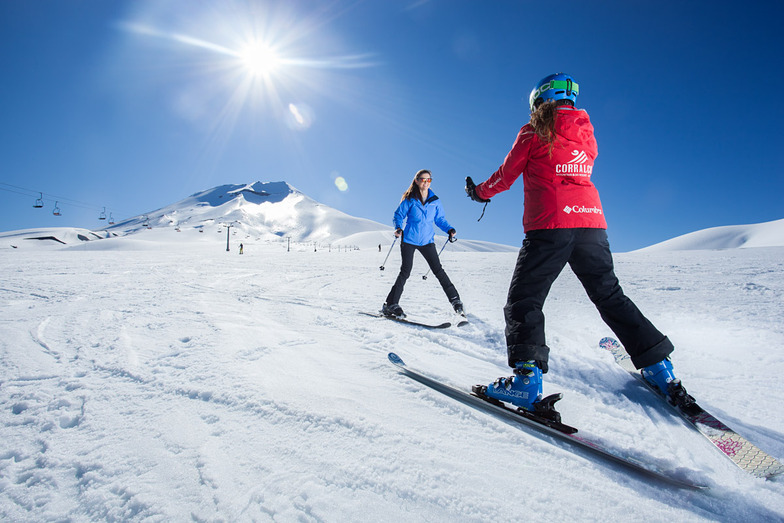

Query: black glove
left=465, top=176, right=490, bottom=203
left=447, top=228, right=457, bottom=242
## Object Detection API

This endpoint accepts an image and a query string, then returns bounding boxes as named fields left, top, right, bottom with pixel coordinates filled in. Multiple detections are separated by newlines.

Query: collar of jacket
left=410, top=189, right=438, bottom=205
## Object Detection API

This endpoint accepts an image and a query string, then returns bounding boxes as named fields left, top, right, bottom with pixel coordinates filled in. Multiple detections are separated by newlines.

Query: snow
left=634, top=218, right=784, bottom=252
left=1, top=188, right=783, bottom=520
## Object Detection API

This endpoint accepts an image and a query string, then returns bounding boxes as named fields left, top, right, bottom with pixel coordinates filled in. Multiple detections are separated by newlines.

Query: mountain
left=4, top=181, right=780, bottom=253
left=107, top=181, right=387, bottom=243
left=633, top=217, right=784, bottom=252
left=0, top=181, right=517, bottom=252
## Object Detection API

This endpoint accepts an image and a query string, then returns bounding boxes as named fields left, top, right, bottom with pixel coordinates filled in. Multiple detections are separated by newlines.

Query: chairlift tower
left=225, top=223, right=233, bottom=251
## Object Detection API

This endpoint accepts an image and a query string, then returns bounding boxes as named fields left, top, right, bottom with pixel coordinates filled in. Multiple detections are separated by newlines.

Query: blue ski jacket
left=393, top=189, right=454, bottom=247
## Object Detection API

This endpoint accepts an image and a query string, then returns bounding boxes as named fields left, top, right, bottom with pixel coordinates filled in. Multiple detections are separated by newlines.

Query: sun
left=118, top=3, right=377, bottom=145
left=238, top=41, right=281, bottom=78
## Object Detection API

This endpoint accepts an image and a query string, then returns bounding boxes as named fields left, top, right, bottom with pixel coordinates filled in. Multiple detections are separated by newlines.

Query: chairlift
left=99, top=207, right=107, bottom=220
left=108, top=213, right=115, bottom=225
left=53, top=202, right=62, bottom=216
left=33, top=192, right=44, bottom=209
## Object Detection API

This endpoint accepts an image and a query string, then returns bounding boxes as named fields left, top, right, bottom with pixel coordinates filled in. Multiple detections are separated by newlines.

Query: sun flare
left=119, top=2, right=377, bottom=153
left=238, top=41, right=281, bottom=78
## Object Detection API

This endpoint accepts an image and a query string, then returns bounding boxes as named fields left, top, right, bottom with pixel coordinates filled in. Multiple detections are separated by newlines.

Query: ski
left=388, top=352, right=705, bottom=490
left=360, top=312, right=451, bottom=329
left=599, top=336, right=784, bottom=480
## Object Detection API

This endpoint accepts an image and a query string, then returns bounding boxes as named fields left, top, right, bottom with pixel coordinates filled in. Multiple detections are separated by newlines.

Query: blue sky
left=1, top=0, right=782, bottom=251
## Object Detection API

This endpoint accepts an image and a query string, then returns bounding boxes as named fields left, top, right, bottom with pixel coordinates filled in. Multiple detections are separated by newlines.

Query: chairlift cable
left=0, top=182, right=133, bottom=221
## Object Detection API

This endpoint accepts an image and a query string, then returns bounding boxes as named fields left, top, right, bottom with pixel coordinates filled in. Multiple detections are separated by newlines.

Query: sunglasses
left=417, top=178, right=432, bottom=182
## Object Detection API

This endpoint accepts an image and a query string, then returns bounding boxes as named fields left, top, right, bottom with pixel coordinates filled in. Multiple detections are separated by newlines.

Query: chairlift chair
left=99, top=207, right=107, bottom=220
left=108, top=213, right=115, bottom=225
left=53, top=202, right=62, bottom=216
left=33, top=192, right=44, bottom=208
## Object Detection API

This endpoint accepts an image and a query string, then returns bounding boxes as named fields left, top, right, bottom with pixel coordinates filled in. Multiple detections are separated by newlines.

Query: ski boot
left=450, top=298, right=465, bottom=316
left=642, top=359, right=698, bottom=414
left=381, top=303, right=406, bottom=319
left=474, top=361, right=564, bottom=424
left=483, top=360, right=542, bottom=409
left=641, top=359, right=676, bottom=396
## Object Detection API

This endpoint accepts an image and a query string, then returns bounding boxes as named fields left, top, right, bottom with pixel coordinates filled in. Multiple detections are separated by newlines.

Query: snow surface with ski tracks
left=1, top=228, right=783, bottom=521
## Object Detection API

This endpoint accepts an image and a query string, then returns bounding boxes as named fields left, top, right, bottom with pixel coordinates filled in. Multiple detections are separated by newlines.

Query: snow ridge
left=634, top=218, right=784, bottom=252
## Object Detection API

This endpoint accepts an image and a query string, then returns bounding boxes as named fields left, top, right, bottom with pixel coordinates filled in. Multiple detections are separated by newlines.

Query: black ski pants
left=505, top=228, right=673, bottom=370
left=386, top=241, right=460, bottom=306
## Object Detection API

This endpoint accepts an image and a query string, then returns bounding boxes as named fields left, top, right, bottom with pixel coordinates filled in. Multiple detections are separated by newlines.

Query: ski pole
left=422, top=236, right=454, bottom=280
left=379, top=237, right=398, bottom=271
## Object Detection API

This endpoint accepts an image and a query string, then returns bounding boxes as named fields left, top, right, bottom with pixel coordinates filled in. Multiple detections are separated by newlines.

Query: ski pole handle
left=379, top=237, right=398, bottom=270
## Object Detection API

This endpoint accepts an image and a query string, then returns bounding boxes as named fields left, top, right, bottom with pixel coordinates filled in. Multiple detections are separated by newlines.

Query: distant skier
left=382, top=169, right=463, bottom=318
left=239, top=243, right=244, bottom=255
left=465, top=73, right=689, bottom=421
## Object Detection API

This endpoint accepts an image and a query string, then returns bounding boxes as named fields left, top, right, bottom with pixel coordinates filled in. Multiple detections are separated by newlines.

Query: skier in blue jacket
left=382, top=169, right=463, bottom=319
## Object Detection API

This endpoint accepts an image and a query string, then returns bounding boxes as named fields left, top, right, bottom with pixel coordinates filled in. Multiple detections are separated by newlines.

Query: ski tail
left=361, top=311, right=451, bottom=329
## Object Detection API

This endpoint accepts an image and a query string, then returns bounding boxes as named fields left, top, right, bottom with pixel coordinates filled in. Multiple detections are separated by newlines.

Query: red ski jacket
left=476, top=107, right=607, bottom=232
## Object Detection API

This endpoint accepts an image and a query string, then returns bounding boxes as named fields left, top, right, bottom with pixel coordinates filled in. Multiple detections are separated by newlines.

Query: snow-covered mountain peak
left=0, top=181, right=518, bottom=252
left=197, top=181, right=300, bottom=206
left=104, top=180, right=380, bottom=244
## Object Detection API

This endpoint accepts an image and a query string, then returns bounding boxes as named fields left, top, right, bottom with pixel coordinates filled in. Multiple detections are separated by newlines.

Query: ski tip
left=599, top=336, right=621, bottom=350
left=388, top=352, right=405, bottom=366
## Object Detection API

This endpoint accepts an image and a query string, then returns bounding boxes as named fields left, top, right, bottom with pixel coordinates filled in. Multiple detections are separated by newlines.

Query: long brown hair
left=401, top=169, right=431, bottom=203
left=530, top=100, right=562, bottom=155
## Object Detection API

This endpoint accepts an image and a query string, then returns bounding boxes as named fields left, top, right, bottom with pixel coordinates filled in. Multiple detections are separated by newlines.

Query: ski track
left=1, top=246, right=783, bottom=521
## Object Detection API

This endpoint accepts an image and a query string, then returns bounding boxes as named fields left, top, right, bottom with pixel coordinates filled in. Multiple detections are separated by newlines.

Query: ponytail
left=530, top=99, right=573, bottom=156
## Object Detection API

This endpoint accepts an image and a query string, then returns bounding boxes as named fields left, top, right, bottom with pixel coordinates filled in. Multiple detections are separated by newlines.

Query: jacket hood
left=555, top=107, right=594, bottom=145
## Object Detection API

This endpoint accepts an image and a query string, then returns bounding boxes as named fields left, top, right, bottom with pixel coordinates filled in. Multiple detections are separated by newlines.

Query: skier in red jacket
left=466, top=73, right=691, bottom=422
